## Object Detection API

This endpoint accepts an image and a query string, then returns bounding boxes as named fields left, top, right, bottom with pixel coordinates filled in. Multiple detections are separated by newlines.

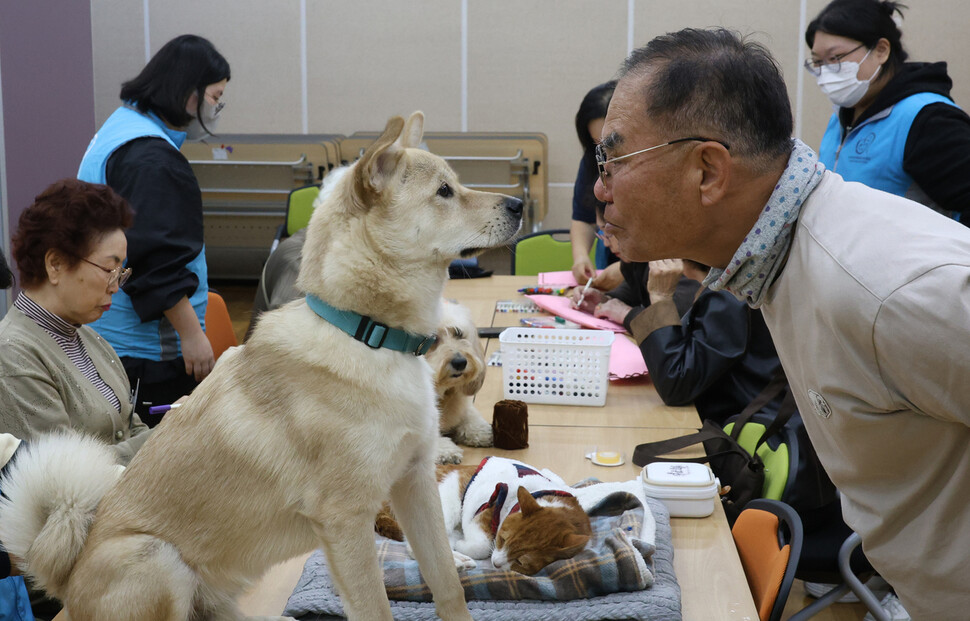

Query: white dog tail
left=0, top=432, right=122, bottom=598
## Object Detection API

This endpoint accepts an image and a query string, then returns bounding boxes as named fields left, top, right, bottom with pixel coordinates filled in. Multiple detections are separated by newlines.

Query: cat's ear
left=517, top=487, right=541, bottom=516
left=562, top=533, right=591, bottom=555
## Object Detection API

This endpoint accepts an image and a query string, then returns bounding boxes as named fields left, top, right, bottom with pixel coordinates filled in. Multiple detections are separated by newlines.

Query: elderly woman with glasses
left=0, top=179, right=151, bottom=466
left=806, top=0, right=970, bottom=223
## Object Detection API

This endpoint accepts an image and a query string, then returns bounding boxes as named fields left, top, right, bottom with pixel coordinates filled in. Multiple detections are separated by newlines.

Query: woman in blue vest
left=805, top=0, right=970, bottom=222
left=78, top=35, right=230, bottom=426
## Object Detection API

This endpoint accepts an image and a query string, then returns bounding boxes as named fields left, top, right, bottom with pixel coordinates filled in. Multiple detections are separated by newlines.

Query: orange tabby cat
left=376, top=456, right=591, bottom=575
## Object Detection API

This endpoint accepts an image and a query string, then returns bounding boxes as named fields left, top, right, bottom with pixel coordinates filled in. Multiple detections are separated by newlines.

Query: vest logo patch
left=808, top=389, right=832, bottom=419
left=855, top=132, right=876, bottom=155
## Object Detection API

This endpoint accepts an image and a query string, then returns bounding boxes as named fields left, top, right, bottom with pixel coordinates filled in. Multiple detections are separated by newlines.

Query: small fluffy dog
left=0, top=112, right=521, bottom=621
left=429, top=300, right=492, bottom=464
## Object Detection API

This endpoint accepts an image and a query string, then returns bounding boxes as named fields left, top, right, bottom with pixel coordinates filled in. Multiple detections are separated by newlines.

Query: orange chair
left=205, top=291, right=238, bottom=362
left=732, top=499, right=803, bottom=621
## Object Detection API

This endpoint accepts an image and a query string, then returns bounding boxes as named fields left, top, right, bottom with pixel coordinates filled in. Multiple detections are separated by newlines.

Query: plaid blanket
left=285, top=486, right=682, bottom=621
left=383, top=490, right=652, bottom=602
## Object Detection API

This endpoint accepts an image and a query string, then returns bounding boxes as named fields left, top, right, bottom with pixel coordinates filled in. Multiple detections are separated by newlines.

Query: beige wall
left=91, top=0, right=970, bottom=230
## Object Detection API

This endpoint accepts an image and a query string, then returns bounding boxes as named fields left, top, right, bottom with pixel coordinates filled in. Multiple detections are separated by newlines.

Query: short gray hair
left=622, top=28, right=793, bottom=169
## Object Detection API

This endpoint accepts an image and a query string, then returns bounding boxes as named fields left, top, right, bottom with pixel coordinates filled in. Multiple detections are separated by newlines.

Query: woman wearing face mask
left=805, top=0, right=970, bottom=223
left=78, top=34, right=230, bottom=425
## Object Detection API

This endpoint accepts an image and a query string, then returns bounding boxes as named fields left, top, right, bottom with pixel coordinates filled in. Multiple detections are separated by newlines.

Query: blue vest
left=78, top=106, right=208, bottom=361
left=819, top=92, right=955, bottom=201
left=0, top=577, right=33, bottom=621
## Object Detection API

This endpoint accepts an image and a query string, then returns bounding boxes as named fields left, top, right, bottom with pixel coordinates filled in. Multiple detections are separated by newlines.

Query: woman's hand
left=180, top=330, right=215, bottom=382
left=567, top=285, right=605, bottom=314
left=646, top=259, right=684, bottom=304
left=571, top=258, right=596, bottom=285
left=594, top=298, right=632, bottom=323
left=591, top=261, right=624, bottom=291
left=163, top=296, right=215, bottom=382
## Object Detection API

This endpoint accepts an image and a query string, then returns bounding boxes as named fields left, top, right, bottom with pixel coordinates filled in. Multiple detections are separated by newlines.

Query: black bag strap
left=632, top=420, right=752, bottom=467
left=729, top=370, right=789, bottom=441
left=752, top=389, right=796, bottom=452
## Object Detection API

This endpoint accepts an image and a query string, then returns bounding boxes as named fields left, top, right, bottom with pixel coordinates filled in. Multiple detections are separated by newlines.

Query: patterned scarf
left=704, top=140, right=825, bottom=307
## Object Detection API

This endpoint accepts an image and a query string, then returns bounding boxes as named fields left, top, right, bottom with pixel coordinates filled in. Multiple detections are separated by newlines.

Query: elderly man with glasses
left=595, top=28, right=970, bottom=620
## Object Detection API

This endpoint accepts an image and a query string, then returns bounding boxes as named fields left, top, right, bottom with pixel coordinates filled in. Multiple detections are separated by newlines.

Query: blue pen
left=147, top=403, right=182, bottom=416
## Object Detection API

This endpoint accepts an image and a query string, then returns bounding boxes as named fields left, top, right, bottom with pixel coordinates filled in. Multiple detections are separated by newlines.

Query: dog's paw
left=436, top=435, right=464, bottom=464
left=453, top=418, right=494, bottom=447
left=406, top=541, right=476, bottom=570
left=452, top=550, right=477, bottom=571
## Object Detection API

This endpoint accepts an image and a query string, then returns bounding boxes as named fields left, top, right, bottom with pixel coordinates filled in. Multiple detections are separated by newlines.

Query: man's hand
left=594, top=298, right=632, bottom=323
left=646, top=259, right=684, bottom=304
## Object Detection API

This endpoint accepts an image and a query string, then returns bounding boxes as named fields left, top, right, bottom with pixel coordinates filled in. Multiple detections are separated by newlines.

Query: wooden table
left=240, top=275, right=758, bottom=621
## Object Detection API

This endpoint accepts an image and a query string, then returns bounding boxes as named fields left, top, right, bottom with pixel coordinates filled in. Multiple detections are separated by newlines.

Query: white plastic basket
left=499, top=328, right=615, bottom=406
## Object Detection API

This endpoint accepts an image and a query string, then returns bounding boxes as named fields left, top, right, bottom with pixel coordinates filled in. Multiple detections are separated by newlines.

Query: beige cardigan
left=763, top=171, right=970, bottom=619
left=0, top=307, right=150, bottom=464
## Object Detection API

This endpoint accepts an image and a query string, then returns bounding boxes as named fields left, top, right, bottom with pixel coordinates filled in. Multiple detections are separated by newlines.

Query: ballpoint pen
left=576, top=276, right=594, bottom=309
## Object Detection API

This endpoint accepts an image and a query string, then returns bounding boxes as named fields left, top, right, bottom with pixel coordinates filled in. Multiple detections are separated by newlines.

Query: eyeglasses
left=595, top=137, right=730, bottom=184
left=204, top=91, right=226, bottom=115
left=78, top=257, right=131, bottom=288
left=803, top=43, right=866, bottom=76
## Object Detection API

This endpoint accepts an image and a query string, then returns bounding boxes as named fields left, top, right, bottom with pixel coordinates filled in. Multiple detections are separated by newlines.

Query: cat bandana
left=704, top=140, right=825, bottom=307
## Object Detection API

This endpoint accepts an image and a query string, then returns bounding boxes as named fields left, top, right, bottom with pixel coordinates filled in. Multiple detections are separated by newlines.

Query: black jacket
left=837, top=62, right=970, bottom=216
left=616, top=261, right=783, bottom=424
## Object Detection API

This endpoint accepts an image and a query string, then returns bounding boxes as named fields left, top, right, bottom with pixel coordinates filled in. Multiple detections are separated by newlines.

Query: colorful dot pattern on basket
left=500, top=328, right=615, bottom=406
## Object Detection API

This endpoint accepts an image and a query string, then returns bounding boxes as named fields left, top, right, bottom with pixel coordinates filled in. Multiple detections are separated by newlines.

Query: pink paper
left=526, top=295, right=626, bottom=332
left=525, top=294, right=648, bottom=380
left=536, top=270, right=604, bottom=286
left=537, top=271, right=580, bottom=286
left=608, top=334, right=649, bottom=380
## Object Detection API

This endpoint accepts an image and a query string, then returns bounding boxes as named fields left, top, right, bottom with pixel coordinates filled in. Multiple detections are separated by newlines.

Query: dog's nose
left=450, top=354, right=467, bottom=372
left=504, top=197, right=523, bottom=218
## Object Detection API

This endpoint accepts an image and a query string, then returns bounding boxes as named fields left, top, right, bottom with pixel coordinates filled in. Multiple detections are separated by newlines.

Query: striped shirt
left=14, top=293, right=121, bottom=412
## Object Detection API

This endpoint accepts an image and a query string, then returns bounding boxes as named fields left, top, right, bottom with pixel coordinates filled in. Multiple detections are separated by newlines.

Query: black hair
left=575, top=81, right=617, bottom=154
left=120, top=34, right=230, bottom=130
left=0, top=249, right=12, bottom=289
left=621, top=28, right=793, bottom=170
left=805, top=0, right=908, bottom=73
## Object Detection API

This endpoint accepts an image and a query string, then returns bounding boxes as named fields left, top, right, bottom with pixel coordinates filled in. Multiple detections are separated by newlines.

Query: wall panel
left=306, top=0, right=463, bottom=135
left=85, top=0, right=970, bottom=227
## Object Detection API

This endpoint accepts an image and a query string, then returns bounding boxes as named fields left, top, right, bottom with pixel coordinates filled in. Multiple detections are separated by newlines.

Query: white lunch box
left=640, top=461, right=719, bottom=518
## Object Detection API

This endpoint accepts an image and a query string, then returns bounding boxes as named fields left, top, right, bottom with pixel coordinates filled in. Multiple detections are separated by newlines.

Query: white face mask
left=815, top=48, right=881, bottom=109
left=184, top=98, right=224, bottom=141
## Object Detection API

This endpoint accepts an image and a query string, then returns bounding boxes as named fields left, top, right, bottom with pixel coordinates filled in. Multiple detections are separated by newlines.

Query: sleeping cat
left=375, top=456, right=591, bottom=575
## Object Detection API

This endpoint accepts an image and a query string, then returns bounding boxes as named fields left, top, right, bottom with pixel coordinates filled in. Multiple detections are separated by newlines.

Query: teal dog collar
left=305, top=294, right=437, bottom=356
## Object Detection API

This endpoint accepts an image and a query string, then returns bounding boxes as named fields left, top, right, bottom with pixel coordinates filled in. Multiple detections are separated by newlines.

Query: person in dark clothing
left=570, top=81, right=619, bottom=284
left=569, top=215, right=780, bottom=424
left=806, top=0, right=970, bottom=222
left=626, top=259, right=783, bottom=424
left=77, top=35, right=230, bottom=425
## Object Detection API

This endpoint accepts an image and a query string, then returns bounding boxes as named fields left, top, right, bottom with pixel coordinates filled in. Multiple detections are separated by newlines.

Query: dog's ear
left=397, top=111, right=425, bottom=149
left=353, top=115, right=406, bottom=208
left=462, top=365, right=486, bottom=397
left=462, top=333, right=487, bottom=396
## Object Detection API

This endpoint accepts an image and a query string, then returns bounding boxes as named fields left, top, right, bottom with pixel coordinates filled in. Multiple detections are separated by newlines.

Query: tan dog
left=429, top=299, right=492, bottom=464
left=0, top=112, right=521, bottom=621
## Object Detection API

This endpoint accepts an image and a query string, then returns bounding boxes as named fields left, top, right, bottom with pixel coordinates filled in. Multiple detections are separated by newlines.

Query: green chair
left=511, top=229, right=597, bottom=276
left=271, top=184, right=320, bottom=253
